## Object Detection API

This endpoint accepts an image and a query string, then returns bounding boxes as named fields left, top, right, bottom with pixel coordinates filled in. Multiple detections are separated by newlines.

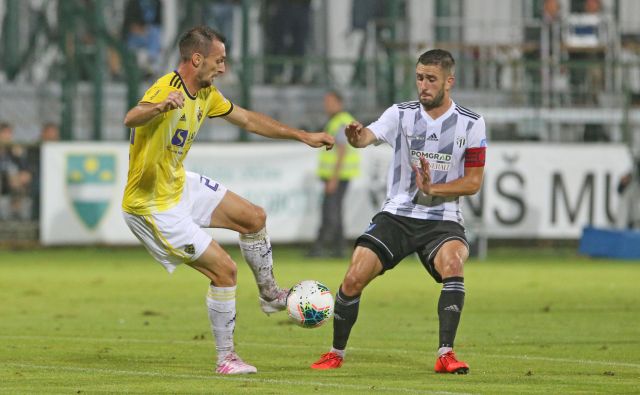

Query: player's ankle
left=438, top=346, right=453, bottom=356
left=330, top=347, right=345, bottom=358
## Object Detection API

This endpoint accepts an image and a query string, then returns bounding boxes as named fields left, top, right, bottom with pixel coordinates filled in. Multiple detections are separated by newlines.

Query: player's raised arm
left=222, top=105, right=334, bottom=150
left=124, top=91, right=185, bottom=128
left=345, top=121, right=377, bottom=148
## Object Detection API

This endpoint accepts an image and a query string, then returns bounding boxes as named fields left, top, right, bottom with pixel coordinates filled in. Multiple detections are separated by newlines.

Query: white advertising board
left=41, top=142, right=632, bottom=245
left=467, top=144, right=632, bottom=238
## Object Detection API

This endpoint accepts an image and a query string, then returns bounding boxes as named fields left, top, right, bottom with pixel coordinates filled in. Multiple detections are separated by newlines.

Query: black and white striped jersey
left=367, top=99, right=487, bottom=224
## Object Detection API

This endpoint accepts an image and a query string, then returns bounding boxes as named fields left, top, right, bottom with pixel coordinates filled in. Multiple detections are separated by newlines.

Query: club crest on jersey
left=66, top=154, right=116, bottom=230
left=410, top=150, right=452, bottom=171
left=456, top=136, right=466, bottom=148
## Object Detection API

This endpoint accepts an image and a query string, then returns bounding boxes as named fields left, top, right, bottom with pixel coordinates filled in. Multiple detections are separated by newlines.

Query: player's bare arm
left=413, top=156, right=484, bottom=197
left=223, top=105, right=335, bottom=149
left=345, top=121, right=377, bottom=148
left=123, top=91, right=185, bottom=128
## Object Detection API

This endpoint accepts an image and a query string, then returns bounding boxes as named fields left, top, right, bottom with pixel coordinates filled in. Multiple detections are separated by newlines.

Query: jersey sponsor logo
left=171, top=129, right=189, bottom=147
left=66, top=154, right=116, bottom=230
left=410, top=150, right=452, bottom=171
left=427, top=133, right=439, bottom=141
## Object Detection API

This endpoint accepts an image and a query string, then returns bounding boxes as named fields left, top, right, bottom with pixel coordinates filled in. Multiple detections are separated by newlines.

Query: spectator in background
left=40, top=122, right=60, bottom=142
left=0, top=123, right=33, bottom=220
left=262, top=0, right=311, bottom=84
left=350, top=0, right=387, bottom=86
left=620, top=34, right=640, bottom=106
left=616, top=159, right=640, bottom=229
left=566, top=0, right=605, bottom=105
left=307, top=92, right=360, bottom=258
left=123, top=0, right=163, bottom=78
left=203, top=0, right=239, bottom=54
left=29, top=123, right=60, bottom=220
left=523, top=0, right=564, bottom=106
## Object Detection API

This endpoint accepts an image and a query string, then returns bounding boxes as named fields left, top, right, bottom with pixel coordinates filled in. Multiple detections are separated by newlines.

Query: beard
left=197, top=70, right=215, bottom=88
left=419, top=88, right=445, bottom=110
left=199, top=77, right=213, bottom=89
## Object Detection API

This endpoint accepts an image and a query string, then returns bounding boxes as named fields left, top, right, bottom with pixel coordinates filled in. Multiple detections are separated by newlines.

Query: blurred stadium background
left=1, top=0, right=639, bottom=255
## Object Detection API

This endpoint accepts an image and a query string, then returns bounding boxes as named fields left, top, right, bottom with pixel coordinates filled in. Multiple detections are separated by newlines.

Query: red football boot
left=434, top=351, right=469, bottom=374
left=311, top=352, right=343, bottom=370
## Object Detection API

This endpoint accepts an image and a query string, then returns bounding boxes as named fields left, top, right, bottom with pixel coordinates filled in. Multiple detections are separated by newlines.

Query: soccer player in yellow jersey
left=121, top=26, right=334, bottom=375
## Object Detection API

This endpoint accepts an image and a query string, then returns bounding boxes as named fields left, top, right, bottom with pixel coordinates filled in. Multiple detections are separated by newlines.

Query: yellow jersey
left=122, top=71, right=233, bottom=215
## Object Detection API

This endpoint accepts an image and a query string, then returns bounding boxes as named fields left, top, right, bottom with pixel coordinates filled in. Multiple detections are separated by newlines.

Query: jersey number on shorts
left=199, top=175, right=219, bottom=191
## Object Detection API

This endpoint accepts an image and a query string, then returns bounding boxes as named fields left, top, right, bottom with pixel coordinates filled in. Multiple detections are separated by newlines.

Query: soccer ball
left=286, top=280, right=334, bottom=328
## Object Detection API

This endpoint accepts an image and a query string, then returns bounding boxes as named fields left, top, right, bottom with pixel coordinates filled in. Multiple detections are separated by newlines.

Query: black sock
left=438, top=277, right=465, bottom=348
left=332, top=286, right=361, bottom=350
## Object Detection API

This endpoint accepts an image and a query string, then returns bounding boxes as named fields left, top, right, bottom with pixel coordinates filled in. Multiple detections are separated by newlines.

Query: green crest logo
left=66, top=154, right=116, bottom=229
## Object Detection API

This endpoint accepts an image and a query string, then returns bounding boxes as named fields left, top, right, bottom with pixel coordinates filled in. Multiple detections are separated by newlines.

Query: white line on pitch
left=1, top=362, right=472, bottom=395
left=1, top=335, right=639, bottom=369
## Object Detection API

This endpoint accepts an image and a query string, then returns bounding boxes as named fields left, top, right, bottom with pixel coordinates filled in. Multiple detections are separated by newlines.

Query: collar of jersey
left=173, top=70, right=197, bottom=100
left=421, top=99, right=455, bottom=123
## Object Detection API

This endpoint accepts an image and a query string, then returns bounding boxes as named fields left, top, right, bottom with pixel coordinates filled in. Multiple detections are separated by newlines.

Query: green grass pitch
left=1, top=246, right=639, bottom=394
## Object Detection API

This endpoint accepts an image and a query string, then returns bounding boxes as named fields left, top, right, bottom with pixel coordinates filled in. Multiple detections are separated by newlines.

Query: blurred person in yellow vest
left=307, top=91, right=361, bottom=258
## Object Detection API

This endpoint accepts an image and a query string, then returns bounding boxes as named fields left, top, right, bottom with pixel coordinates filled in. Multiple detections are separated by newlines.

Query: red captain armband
left=464, top=147, right=486, bottom=167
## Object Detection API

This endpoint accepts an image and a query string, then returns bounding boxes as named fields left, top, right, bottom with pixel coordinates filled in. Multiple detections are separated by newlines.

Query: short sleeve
left=207, top=88, right=234, bottom=118
left=366, top=105, right=399, bottom=146
left=139, top=83, right=178, bottom=104
left=466, top=117, right=487, bottom=148
left=464, top=117, right=487, bottom=168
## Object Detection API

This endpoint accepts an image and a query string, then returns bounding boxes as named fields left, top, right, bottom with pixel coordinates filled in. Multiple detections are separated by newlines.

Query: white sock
left=239, top=227, right=279, bottom=300
left=206, top=285, right=236, bottom=364
left=330, top=347, right=345, bottom=358
left=438, top=346, right=453, bottom=356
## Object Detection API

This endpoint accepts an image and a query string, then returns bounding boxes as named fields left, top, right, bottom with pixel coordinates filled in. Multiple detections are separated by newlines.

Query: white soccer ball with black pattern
left=286, top=280, right=334, bottom=328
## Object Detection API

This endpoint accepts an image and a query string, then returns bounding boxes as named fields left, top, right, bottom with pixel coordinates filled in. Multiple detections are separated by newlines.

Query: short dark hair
left=325, top=90, right=343, bottom=103
left=417, top=49, right=455, bottom=75
left=179, top=26, right=226, bottom=61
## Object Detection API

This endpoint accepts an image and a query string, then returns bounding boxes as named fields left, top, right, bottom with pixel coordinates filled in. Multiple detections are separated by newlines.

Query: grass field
left=1, top=246, right=639, bottom=394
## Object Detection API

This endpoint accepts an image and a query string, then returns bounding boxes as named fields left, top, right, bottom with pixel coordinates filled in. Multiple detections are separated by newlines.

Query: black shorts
left=355, top=211, right=468, bottom=283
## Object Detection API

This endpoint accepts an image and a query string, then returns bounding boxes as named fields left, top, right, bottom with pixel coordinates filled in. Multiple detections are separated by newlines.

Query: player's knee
left=341, top=273, right=366, bottom=296
left=439, top=255, right=464, bottom=277
left=213, top=255, right=238, bottom=285
left=246, top=205, right=266, bottom=233
left=223, top=256, right=238, bottom=280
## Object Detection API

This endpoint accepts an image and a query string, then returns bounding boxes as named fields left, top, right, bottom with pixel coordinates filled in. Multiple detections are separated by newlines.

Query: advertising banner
left=41, top=142, right=632, bottom=244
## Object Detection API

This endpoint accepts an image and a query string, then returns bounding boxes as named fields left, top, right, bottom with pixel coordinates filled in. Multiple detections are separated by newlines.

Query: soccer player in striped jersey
left=121, top=26, right=334, bottom=375
left=311, top=49, right=486, bottom=374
